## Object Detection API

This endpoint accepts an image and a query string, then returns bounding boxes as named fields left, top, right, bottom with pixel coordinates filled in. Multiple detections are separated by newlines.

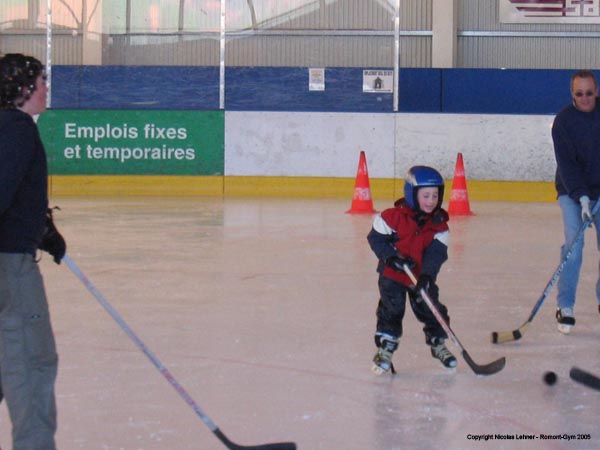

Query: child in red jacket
left=367, top=166, right=455, bottom=375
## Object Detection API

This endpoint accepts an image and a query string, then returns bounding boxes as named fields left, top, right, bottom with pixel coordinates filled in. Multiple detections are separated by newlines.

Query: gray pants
left=0, top=253, right=58, bottom=450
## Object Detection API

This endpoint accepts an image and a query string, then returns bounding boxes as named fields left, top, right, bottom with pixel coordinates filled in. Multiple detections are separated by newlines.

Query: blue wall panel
left=52, top=66, right=219, bottom=110
left=441, top=69, right=577, bottom=114
left=51, top=66, right=82, bottom=109
left=398, top=68, right=441, bottom=112
left=50, top=66, right=596, bottom=115
left=225, top=67, right=392, bottom=112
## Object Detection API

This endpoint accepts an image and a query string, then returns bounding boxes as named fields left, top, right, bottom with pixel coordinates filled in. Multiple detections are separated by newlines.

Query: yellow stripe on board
left=465, top=180, right=556, bottom=203
left=49, top=175, right=224, bottom=196
left=49, top=175, right=556, bottom=203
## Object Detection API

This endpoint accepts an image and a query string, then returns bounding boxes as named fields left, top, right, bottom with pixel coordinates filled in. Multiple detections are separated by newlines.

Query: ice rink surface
left=0, top=196, right=598, bottom=450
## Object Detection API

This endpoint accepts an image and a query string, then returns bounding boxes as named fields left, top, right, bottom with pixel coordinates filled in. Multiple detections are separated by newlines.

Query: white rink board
left=393, top=113, right=555, bottom=181
left=224, top=111, right=396, bottom=178
left=225, top=111, right=556, bottom=181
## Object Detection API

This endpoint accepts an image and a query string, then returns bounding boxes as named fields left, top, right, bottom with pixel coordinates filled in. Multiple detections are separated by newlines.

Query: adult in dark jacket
left=0, top=53, right=66, bottom=450
left=552, top=69, right=600, bottom=334
left=367, top=166, right=455, bottom=375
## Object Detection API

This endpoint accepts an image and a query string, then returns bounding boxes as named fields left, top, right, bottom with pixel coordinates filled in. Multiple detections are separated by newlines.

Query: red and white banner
left=500, top=0, right=600, bottom=23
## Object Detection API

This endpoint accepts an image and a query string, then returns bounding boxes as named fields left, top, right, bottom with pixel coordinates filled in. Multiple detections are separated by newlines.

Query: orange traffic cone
left=448, top=152, right=474, bottom=216
left=346, top=151, right=377, bottom=214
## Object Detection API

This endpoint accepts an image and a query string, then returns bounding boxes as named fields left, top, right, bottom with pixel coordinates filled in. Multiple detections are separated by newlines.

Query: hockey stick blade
left=215, top=430, right=297, bottom=450
left=462, top=350, right=506, bottom=376
left=490, top=200, right=600, bottom=344
left=63, top=255, right=297, bottom=450
left=490, top=322, right=530, bottom=344
left=569, top=367, right=600, bottom=392
left=403, top=265, right=506, bottom=376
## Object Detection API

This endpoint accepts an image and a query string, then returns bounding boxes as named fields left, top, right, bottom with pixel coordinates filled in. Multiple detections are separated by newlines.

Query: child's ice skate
left=372, top=348, right=395, bottom=375
left=371, top=333, right=399, bottom=375
left=429, top=337, right=457, bottom=368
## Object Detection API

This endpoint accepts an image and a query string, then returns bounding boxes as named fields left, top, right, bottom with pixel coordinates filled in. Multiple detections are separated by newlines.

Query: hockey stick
left=569, top=367, right=600, bottom=392
left=63, top=254, right=296, bottom=450
left=491, top=200, right=600, bottom=344
left=403, top=265, right=506, bottom=376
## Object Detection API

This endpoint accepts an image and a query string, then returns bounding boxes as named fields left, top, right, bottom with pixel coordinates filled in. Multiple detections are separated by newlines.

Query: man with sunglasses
left=552, top=70, right=600, bottom=334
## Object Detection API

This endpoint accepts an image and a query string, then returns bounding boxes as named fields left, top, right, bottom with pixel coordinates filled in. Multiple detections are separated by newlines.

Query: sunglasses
left=574, top=91, right=595, bottom=98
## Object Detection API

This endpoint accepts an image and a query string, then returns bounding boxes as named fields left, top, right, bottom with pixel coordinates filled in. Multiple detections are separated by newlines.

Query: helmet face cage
left=403, top=165, right=445, bottom=211
left=0, top=53, right=45, bottom=109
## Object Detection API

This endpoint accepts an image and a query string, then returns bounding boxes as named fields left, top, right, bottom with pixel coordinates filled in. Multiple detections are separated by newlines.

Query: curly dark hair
left=0, top=53, right=45, bottom=109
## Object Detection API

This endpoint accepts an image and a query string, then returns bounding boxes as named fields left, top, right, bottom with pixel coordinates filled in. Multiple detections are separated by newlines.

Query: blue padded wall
left=225, top=67, right=393, bottom=112
left=50, top=65, right=591, bottom=115
left=398, top=69, right=441, bottom=112
left=52, top=66, right=220, bottom=110
left=441, top=69, right=573, bottom=114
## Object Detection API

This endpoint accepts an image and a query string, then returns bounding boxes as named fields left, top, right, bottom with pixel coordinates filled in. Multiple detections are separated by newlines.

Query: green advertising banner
left=38, top=110, right=224, bottom=175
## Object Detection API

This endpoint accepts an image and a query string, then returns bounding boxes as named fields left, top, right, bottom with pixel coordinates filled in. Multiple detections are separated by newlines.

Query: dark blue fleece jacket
left=552, top=100, right=600, bottom=202
left=0, top=109, right=48, bottom=255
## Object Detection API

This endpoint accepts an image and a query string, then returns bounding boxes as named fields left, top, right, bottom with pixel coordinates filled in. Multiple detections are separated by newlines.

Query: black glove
left=385, top=254, right=415, bottom=272
left=39, top=208, right=66, bottom=264
left=416, top=274, right=435, bottom=296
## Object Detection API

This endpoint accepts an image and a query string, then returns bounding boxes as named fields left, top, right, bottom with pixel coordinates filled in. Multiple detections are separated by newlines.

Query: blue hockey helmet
left=403, top=165, right=445, bottom=211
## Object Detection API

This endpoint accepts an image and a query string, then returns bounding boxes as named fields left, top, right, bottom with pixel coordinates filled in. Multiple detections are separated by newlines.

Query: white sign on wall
left=309, top=68, right=325, bottom=91
left=363, top=70, right=394, bottom=93
left=500, top=0, right=600, bottom=24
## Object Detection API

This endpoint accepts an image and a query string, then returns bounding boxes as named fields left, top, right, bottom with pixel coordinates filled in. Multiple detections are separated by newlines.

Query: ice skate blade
left=557, top=323, right=572, bottom=334
left=371, top=364, right=389, bottom=375
left=445, top=360, right=458, bottom=368
left=436, top=360, right=457, bottom=369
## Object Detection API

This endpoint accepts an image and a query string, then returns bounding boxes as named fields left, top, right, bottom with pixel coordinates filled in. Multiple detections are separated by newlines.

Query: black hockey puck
left=543, top=371, right=558, bottom=386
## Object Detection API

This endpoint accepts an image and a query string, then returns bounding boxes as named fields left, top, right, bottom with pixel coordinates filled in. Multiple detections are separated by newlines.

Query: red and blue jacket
left=367, top=198, right=449, bottom=286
